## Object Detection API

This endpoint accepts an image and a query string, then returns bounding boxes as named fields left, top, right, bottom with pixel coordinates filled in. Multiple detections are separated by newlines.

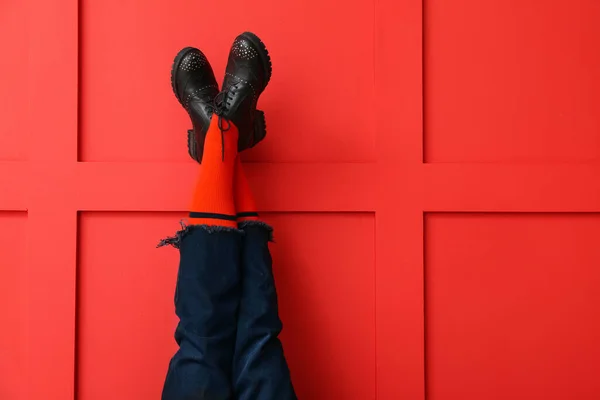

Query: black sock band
left=189, top=212, right=237, bottom=221
left=236, top=211, right=259, bottom=218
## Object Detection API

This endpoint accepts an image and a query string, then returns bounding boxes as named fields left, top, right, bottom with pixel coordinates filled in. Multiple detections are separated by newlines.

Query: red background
left=1, top=0, right=600, bottom=399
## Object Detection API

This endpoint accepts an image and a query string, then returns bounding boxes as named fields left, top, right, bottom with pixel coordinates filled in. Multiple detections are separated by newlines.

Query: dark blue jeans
left=160, top=223, right=296, bottom=400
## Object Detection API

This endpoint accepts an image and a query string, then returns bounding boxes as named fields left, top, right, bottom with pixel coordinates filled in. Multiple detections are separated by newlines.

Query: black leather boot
left=217, top=32, right=272, bottom=152
left=171, top=47, right=219, bottom=162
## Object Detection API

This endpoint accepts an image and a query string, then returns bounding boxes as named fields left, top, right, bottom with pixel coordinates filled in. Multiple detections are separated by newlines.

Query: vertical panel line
left=74, top=212, right=81, bottom=400
left=422, top=212, right=429, bottom=400
left=77, top=0, right=82, bottom=163
left=421, top=0, right=427, bottom=164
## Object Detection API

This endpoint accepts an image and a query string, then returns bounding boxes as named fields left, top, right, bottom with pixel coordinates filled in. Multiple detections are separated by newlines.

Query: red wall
left=1, top=0, right=600, bottom=399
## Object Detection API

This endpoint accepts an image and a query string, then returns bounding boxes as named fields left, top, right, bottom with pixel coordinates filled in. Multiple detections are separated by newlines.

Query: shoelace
left=212, top=88, right=235, bottom=161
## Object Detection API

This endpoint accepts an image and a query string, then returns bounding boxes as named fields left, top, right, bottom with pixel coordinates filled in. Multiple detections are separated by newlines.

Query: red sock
left=233, top=157, right=259, bottom=223
left=189, top=118, right=238, bottom=228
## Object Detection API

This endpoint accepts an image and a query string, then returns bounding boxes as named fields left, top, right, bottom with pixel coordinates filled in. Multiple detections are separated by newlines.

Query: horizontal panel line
left=421, top=163, right=600, bottom=212
left=77, top=210, right=376, bottom=215
left=425, top=212, right=600, bottom=216
left=4, top=162, right=600, bottom=212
